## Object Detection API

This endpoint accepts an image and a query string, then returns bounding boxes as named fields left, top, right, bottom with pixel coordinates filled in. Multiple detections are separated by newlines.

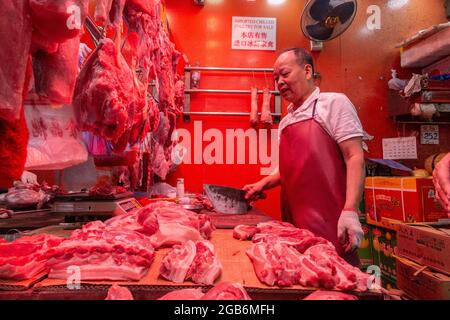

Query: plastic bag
left=24, top=104, right=88, bottom=170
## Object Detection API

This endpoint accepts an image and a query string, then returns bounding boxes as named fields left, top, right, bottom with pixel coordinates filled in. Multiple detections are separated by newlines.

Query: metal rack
left=183, top=66, right=282, bottom=122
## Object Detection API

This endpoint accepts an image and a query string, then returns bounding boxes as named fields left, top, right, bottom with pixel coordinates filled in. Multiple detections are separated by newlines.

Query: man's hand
left=433, top=153, right=450, bottom=214
left=243, top=180, right=267, bottom=202
left=337, top=210, right=363, bottom=253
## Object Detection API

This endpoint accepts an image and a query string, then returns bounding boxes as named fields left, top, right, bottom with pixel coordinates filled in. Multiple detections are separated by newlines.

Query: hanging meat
left=0, top=55, right=32, bottom=187
left=29, top=0, right=89, bottom=43
left=73, top=38, right=137, bottom=151
left=250, top=87, right=258, bottom=127
left=0, top=1, right=32, bottom=122
left=32, top=36, right=81, bottom=105
left=260, top=87, right=273, bottom=125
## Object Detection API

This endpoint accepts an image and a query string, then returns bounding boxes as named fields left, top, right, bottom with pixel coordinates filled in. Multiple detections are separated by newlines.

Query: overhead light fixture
left=267, top=0, right=286, bottom=5
left=387, top=0, right=409, bottom=9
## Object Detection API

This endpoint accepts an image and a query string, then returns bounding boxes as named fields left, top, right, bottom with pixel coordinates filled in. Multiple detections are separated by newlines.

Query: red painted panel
left=164, top=0, right=448, bottom=219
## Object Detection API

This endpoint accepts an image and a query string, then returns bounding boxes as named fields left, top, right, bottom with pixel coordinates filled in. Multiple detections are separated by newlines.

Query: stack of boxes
left=396, top=224, right=450, bottom=300
left=362, top=176, right=448, bottom=291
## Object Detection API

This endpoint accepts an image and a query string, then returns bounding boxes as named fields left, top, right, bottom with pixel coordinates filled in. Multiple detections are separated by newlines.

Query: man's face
left=273, top=51, right=313, bottom=105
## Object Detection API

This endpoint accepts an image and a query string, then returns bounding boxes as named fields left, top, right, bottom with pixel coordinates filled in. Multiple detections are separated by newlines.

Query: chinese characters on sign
left=232, top=16, right=276, bottom=51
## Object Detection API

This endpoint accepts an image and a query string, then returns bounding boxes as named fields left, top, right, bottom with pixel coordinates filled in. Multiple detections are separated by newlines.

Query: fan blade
left=330, top=1, right=356, bottom=24
left=309, top=0, right=331, bottom=22
left=306, top=22, right=334, bottom=41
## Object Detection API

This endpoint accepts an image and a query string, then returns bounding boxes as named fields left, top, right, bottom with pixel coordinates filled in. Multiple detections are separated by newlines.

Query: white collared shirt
left=278, top=87, right=364, bottom=143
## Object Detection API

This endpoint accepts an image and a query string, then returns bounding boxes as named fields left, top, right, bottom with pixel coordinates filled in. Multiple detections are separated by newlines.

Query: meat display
left=148, top=202, right=215, bottom=248
left=46, top=221, right=155, bottom=281
left=243, top=221, right=375, bottom=291
left=303, top=290, right=358, bottom=300
left=260, top=87, right=273, bottom=125
left=105, top=284, right=134, bottom=300
left=201, top=282, right=252, bottom=300
left=160, top=240, right=222, bottom=285
left=158, top=282, right=251, bottom=300
left=0, top=234, right=64, bottom=280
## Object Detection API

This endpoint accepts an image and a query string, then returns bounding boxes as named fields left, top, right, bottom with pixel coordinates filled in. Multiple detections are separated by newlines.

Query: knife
left=203, top=184, right=250, bottom=214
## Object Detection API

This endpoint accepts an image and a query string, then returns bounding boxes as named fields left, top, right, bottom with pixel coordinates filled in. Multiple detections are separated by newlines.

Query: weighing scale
left=51, top=191, right=142, bottom=225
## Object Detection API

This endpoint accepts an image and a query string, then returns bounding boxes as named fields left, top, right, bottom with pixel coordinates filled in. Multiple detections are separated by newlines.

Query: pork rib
left=160, top=240, right=222, bottom=285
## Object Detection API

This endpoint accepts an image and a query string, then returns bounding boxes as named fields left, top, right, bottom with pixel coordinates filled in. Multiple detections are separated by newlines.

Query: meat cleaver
left=203, top=184, right=250, bottom=214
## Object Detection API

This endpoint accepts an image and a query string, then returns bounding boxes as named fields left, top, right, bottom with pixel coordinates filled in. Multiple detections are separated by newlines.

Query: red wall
left=164, top=0, right=448, bottom=220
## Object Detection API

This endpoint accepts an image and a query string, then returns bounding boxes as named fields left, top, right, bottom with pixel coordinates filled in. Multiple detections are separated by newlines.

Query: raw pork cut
left=160, top=240, right=222, bottom=285
left=104, top=209, right=158, bottom=236
left=250, top=87, right=258, bottom=127
left=304, top=290, right=358, bottom=300
left=253, top=221, right=331, bottom=253
left=0, top=234, right=64, bottom=280
left=233, top=225, right=259, bottom=240
left=29, top=0, right=89, bottom=43
left=32, top=36, right=81, bottom=105
left=158, top=282, right=251, bottom=300
left=201, top=282, right=251, bottom=300
left=148, top=202, right=215, bottom=248
left=73, top=38, right=135, bottom=146
left=105, top=284, right=134, bottom=300
left=95, top=0, right=114, bottom=24
left=246, top=242, right=303, bottom=287
left=260, top=88, right=273, bottom=125
left=46, top=221, right=155, bottom=281
left=158, top=288, right=204, bottom=300
left=0, top=1, right=32, bottom=121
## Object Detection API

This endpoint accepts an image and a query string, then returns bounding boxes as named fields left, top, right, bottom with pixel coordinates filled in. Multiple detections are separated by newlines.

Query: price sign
left=420, top=125, right=439, bottom=144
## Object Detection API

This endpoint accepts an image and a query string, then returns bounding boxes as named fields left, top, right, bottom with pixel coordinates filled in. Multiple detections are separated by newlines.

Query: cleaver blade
left=203, top=184, right=250, bottom=214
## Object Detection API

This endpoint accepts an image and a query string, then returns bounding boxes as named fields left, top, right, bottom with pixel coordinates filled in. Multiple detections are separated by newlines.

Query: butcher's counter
left=0, top=215, right=383, bottom=300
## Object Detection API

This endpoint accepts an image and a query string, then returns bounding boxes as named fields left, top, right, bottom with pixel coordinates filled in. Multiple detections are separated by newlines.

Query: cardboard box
left=358, top=216, right=373, bottom=270
left=371, top=225, right=397, bottom=281
left=396, top=257, right=450, bottom=300
left=397, top=223, right=450, bottom=276
left=365, top=177, right=447, bottom=223
left=381, top=275, right=398, bottom=291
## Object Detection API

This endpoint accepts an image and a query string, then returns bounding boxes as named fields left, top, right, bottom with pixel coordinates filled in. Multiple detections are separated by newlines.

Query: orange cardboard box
left=397, top=223, right=450, bottom=276
left=396, top=256, right=450, bottom=300
left=364, top=177, right=447, bottom=223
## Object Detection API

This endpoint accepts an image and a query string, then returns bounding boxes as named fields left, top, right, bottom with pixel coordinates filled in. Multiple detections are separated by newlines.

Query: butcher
left=433, top=152, right=450, bottom=214
left=244, top=48, right=365, bottom=266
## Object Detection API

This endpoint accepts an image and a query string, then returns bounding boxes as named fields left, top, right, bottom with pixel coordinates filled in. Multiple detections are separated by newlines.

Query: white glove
left=337, top=210, right=364, bottom=253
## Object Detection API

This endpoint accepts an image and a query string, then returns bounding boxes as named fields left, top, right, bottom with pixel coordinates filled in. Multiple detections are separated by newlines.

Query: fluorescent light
left=267, top=0, right=286, bottom=5
left=387, top=0, right=409, bottom=9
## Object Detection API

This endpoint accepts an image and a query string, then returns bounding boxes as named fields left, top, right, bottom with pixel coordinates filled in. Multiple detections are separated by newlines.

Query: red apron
left=279, top=100, right=359, bottom=266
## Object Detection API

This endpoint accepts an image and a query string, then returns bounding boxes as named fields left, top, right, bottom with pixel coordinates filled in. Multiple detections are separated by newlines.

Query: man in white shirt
left=244, top=48, right=365, bottom=265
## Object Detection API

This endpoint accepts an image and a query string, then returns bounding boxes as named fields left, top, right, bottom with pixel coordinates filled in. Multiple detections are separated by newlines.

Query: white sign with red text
left=232, top=16, right=276, bottom=51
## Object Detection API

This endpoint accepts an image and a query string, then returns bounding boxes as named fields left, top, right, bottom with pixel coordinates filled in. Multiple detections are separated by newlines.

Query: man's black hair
left=281, top=47, right=315, bottom=74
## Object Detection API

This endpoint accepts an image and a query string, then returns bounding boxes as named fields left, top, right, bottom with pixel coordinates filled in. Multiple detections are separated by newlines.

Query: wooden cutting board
left=205, top=207, right=273, bottom=229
